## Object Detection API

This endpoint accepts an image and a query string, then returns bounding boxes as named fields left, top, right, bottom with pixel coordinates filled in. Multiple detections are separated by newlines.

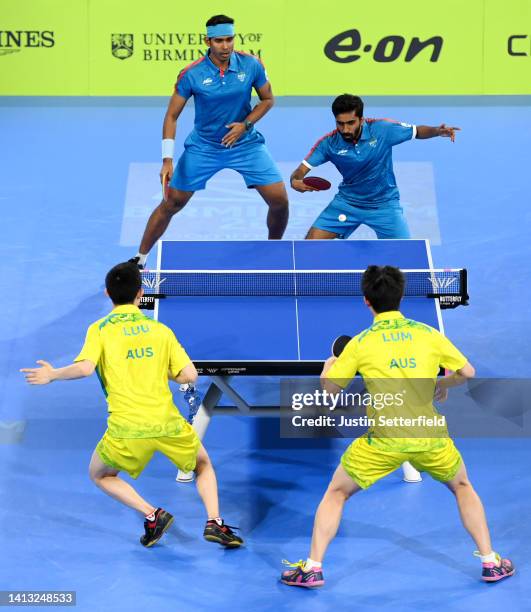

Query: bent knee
left=273, top=198, right=289, bottom=209
left=447, top=476, right=472, bottom=493
left=163, top=195, right=189, bottom=214
left=194, top=447, right=212, bottom=471
left=89, top=465, right=116, bottom=485
left=326, top=485, right=353, bottom=503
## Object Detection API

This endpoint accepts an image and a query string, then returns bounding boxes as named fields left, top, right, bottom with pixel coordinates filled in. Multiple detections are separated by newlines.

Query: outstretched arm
left=21, top=359, right=96, bottom=385
left=416, top=124, right=460, bottom=142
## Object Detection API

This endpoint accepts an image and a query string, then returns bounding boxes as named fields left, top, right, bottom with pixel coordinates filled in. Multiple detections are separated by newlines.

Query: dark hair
left=332, top=94, right=364, bottom=118
left=206, top=15, right=234, bottom=27
left=361, top=265, right=405, bottom=313
left=105, top=262, right=142, bottom=305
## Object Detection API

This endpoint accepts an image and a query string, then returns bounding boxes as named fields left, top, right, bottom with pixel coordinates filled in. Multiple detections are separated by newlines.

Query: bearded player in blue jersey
left=291, top=94, right=459, bottom=239
left=132, top=15, right=288, bottom=268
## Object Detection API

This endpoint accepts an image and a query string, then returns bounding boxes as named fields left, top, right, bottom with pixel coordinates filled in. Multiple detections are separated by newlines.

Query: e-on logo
left=112, top=34, right=134, bottom=60
left=324, top=29, right=443, bottom=63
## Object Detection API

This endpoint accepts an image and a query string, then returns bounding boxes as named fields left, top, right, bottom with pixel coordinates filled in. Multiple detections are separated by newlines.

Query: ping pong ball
left=338, top=214, right=347, bottom=222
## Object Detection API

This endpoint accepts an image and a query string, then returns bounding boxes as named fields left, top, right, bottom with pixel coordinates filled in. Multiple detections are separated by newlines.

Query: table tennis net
left=141, top=269, right=467, bottom=299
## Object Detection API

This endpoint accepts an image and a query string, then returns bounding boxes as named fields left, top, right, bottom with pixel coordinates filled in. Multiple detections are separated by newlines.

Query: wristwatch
left=244, top=119, right=254, bottom=131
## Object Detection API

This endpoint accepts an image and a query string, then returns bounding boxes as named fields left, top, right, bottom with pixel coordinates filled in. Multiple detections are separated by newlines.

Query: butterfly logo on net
left=142, top=276, right=167, bottom=291
left=428, top=276, right=457, bottom=290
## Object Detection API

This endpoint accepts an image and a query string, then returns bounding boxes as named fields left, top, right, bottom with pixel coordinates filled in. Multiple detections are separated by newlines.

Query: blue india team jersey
left=303, top=119, right=416, bottom=206
left=176, top=50, right=268, bottom=147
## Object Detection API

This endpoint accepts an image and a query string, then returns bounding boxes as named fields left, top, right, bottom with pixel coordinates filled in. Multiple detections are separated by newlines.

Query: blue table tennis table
left=147, top=239, right=459, bottom=482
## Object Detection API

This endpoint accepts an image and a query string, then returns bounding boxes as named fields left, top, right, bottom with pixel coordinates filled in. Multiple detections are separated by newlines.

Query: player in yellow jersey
left=21, top=262, right=242, bottom=549
left=281, top=265, right=513, bottom=588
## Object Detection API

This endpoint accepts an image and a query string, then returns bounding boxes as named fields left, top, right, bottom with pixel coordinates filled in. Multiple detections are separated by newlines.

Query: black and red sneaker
left=203, top=519, right=243, bottom=548
left=140, top=508, right=174, bottom=547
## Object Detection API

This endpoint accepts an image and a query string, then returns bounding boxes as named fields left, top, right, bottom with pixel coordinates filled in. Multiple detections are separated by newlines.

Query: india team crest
left=111, top=34, right=134, bottom=60
left=237, top=71, right=246, bottom=82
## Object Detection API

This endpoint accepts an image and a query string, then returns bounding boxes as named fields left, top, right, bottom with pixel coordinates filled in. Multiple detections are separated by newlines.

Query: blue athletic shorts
left=311, top=193, right=411, bottom=239
left=170, top=132, right=282, bottom=192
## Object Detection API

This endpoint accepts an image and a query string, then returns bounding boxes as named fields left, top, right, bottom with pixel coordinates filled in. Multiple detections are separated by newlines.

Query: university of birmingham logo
left=111, top=34, right=134, bottom=59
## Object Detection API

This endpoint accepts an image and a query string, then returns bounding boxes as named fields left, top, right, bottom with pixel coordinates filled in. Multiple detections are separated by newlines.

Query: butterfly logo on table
left=111, top=34, right=134, bottom=60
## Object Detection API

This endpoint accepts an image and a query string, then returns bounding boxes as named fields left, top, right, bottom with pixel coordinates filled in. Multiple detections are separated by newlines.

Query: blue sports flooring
left=1, top=97, right=530, bottom=610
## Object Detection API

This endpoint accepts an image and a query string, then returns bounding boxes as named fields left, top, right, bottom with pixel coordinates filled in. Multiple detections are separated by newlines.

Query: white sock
left=479, top=551, right=498, bottom=563
left=145, top=510, right=156, bottom=522
left=303, top=558, right=322, bottom=571
left=136, top=253, right=148, bottom=266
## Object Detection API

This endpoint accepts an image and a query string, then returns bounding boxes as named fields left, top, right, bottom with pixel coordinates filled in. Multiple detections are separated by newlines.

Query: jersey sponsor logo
left=369, top=138, right=378, bottom=147
left=237, top=71, right=246, bottom=82
left=202, top=77, right=213, bottom=85
left=337, top=148, right=349, bottom=155
left=428, top=276, right=457, bottom=290
left=111, top=34, right=134, bottom=60
left=400, top=122, right=412, bottom=128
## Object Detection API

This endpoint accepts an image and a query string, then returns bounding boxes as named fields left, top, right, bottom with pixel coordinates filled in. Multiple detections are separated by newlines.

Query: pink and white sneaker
left=280, top=560, right=325, bottom=588
left=479, top=553, right=515, bottom=582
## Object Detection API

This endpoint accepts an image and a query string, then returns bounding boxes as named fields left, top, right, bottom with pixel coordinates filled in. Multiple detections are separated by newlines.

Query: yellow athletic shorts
left=96, top=421, right=200, bottom=479
left=341, top=436, right=462, bottom=489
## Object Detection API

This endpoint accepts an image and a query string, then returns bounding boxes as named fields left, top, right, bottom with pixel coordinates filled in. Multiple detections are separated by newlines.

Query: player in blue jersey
left=132, top=15, right=288, bottom=267
left=290, top=94, right=460, bottom=240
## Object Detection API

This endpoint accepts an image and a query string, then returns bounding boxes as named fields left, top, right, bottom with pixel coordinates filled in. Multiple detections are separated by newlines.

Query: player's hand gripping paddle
left=332, top=335, right=352, bottom=357
left=302, top=176, right=331, bottom=191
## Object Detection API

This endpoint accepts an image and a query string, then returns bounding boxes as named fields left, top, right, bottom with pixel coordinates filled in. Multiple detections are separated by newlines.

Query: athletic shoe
left=479, top=553, right=515, bottom=582
left=128, top=256, right=144, bottom=270
left=203, top=519, right=243, bottom=547
left=140, top=508, right=174, bottom=547
left=280, top=560, right=325, bottom=588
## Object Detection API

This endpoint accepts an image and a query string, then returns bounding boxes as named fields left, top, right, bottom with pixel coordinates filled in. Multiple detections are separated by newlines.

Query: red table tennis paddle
left=332, top=335, right=352, bottom=357
left=303, top=176, right=331, bottom=191
left=162, top=173, right=170, bottom=201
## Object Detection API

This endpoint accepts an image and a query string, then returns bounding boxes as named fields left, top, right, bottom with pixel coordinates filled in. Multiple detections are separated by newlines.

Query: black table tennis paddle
left=332, top=335, right=352, bottom=357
